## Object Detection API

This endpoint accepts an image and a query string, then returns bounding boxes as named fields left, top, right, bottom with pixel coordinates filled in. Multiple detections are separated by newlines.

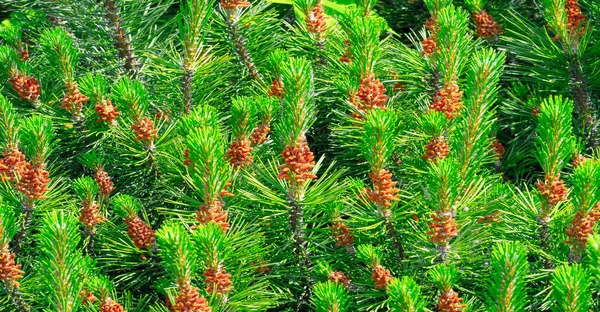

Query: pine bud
left=124, top=216, right=156, bottom=249
left=428, top=212, right=460, bottom=246
left=277, top=138, right=317, bottom=185
left=196, top=202, right=230, bottom=232
left=267, top=79, right=283, bottom=98
left=372, top=264, right=393, bottom=290
left=305, top=1, right=326, bottom=35
left=250, top=123, right=271, bottom=146
left=329, top=221, right=354, bottom=248
left=367, top=169, right=400, bottom=209
left=0, top=245, right=24, bottom=289
left=95, top=99, right=120, bottom=124
left=422, top=137, right=450, bottom=162
left=16, top=162, right=50, bottom=200
left=100, top=297, right=125, bottom=312
left=226, top=139, right=253, bottom=168
left=535, top=174, right=568, bottom=206
left=430, top=84, right=463, bottom=119
left=8, top=73, right=41, bottom=103
left=175, top=282, right=211, bottom=312
left=61, top=84, right=88, bottom=120
left=473, top=10, right=502, bottom=39
left=0, top=148, right=27, bottom=182
left=328, top=271, right=351, bottom=289
left=204, top=264, right=233, bottom=294
left=438, top=290, right=466, bottom=312
left=131, top=117, right=158, bottom=142
left=95, top=168, right=115, bottom=196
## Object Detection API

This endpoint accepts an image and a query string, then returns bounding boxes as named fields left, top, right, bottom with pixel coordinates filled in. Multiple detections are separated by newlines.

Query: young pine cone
left=367, top=169, right=400, bottom=209
left=354, top=74, right=388, bottom=112
left=196, top=202, right=230, bottom=232
left=473, top=10, right=502, bottom=39
left=175, top=282, right=211, bottom=312
left=125, top=216, right=156, bottom=249
left=422, top=137, right=450, bottom=162
left=250, top=123, right=271, bottom=146
left=0, top=246, right=24, bottom=289
left=430, top=84, right=463, bottom=119
left=330, top=221, right=354, bottom=247
left=565, top=207, right=600, bottom=251
left=226, top=139, right=253, bottom=168
left=328, top=271, right=351, bottom=289
left=438, top=290, right=466, bottom=312
left=95, top=168, right=115, bottom=196
left=0, top=148, right=27, bottom=181
left=372, top=264, right=393, bottom=290
left=79, top=201, right=105, bottom=233
left=277, top=139, right=317, bottom=185
left=16, top=162, right=50, bottom=200
left=535, top=174, right=568, bottom=206
left=8, top=73, right=41, bottom=103
left=131, top=117, right=158, bottom=142
left=305, top=1, right=326, bottom=35
left=100, top=297, right=125, bottom=312
left=95, top=99, right=120, bottom=124
left=204, top=264, right=233, bottom=294
left=428, top=212, right=460, bottom=246
left=268, top=79, right=283, bottom=98
left=61, top=85, right=88, bottom=119
left=220, top=0, right=250, bottom=10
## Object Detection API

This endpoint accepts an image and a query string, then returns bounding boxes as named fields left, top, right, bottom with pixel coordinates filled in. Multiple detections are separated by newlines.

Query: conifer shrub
left=0, top=0, right=600, bottom=311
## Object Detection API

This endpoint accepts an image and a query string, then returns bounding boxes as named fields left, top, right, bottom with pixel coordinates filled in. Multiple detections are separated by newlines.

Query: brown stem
left=11, top=201, right=35, bottom=254
left=537, top=217, right=554, bottom=269
left=103, top=0, right=138, bottom=78
left=5, top=284, right=31, bottom=312
left=182, top=68, right=194, bottom=115
left=315, top=40, right=328, bottom=67
left=382, top=215, right=405, bottom=260
left=226, top=17, right=262, bottom=82
left=286, top=193, right=313, bottom=311
left=567, top=54, right=599, bottom=150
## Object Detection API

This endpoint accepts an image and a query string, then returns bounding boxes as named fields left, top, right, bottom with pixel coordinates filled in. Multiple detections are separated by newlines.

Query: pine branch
left=103, top=0, right=139, bottom=78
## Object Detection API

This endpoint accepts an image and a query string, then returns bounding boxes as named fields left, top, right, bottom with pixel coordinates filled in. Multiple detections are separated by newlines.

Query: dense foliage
left=0, top=0, right=600, bottom=311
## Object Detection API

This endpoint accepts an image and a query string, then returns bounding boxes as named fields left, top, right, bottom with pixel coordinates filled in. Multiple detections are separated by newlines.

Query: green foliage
left=551, top=264, right=592, bottom=312
left=388, top=277, right=426, bottom=312
left=311, top=281, right=352, bottom=312
left=486, top=242, right=529, bottom=312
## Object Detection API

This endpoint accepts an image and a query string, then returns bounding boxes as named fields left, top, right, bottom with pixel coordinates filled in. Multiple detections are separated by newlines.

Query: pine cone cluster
left=473, top=10, right=502, bottom=39
left=421, top=17, right=439, bottom=57
left=277, top=139, right=317, bottom=185
left=340, top=40, right=353, bottom=63
left=354, top=74, right=388, bottom=112
left=535, top=174, right=568, bottom=206
left=8, top=73, right=41, bottom=103
left=566, top=0, right=586, bottom=32
left=196, top=202, right=230, bottom=232
left=125, top=216, right=156, bottom=249
left=95, top=168, right=115, bottom=196
left=95, top=99, right=120, bottom=124
left=268, top=79, right=283, bottom=98
left=0, top=245, right=24, bottom=289
left=220, top=0, right=250, bottom=10
left=226, top=139, right=253, bottom=168
left=79, top=201, right=105, bottom=233
left=16, top=162, right=50, bottom=200
left=328, top=270, right=351, bottom=288
left=422, top=137, right=450, bottom=162
left=204, top=264, right=233, bottom=294
left=438, top=290, right=466, bottom=312
left=174, top=282, right=211, bottom=312
left=305, top=1, right=326, bottom=35
left=61, top=84, right=88, bottom=119
left=99, top=297, right=125, bottom=312
left=131, top=117, right=158, bottom=142
left=367, top=169, right=400, bottom=209
left=491, top=138, right=505, bottom=159
left=0, top=148, right=27, bottom=181
left=572, top=154, right=588, bottom=168
left=80, top=289, right=98, bottom=305
left=566, top=206, right=600, bottom=251
left=371, top=264, right=393, bottom=290
left=329, top=221, right=354, bottom=247
left=250, top=123, right=271, bottom=146
left=428, top=212, right=460, bottom=246
left=430, top=84, right=463, bottom=119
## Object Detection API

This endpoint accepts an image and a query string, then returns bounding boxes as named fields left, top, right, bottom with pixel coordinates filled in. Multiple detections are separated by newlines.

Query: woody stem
left=287, top=192, right=313, bottom=311
left=6, top=283, right=31, bottom=312
left=382, top=214, right=405, bottom=260
left=225, top=16, right=262, bottom=82
left=12, top=200, right=35, bottom=254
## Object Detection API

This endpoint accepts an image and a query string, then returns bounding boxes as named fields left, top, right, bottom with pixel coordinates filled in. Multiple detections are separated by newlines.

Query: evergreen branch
left=486, top=242, right=529, bottom=312
left=103, top=0, right=139, bottom=78
left=551, top=264, right=591, bottom=312
left=387, top=277, right=426, bottom=312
